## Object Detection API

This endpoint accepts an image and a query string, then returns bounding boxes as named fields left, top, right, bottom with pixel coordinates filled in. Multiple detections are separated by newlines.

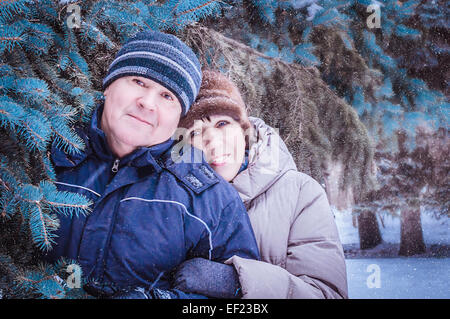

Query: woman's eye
left=216, top=120, right=229, bottom=128
left=190, top=130, right=201, bottom=139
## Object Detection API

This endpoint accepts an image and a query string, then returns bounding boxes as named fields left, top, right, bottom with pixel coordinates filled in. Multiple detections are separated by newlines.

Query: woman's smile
left=210, top=154, right=231, bottom=166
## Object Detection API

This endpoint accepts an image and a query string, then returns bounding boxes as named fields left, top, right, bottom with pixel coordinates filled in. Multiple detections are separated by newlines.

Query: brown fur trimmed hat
left=178, top=69, right=251, bottom=132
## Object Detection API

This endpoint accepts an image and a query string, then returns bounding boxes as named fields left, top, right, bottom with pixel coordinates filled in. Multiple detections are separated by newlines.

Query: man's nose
left=137, top=90, right=158, bottom=111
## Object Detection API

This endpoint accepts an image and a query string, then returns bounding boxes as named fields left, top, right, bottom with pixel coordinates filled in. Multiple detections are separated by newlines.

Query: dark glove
left=172, top=258, right=242, bottom=299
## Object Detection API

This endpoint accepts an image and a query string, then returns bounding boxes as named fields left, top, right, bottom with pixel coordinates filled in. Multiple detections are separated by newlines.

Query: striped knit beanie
left=179, top=70, right=251, bottom=132
left=102, top=30, right=202, bottom=116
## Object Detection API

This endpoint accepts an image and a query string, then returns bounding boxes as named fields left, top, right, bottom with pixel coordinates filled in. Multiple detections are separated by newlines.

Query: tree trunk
left=357, top=210, right=382, bottom=249
left=399, top=206, right=426, bottom=256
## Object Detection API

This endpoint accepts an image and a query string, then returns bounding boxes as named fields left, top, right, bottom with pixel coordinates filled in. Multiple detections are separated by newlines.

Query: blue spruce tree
left=0, top=0, right=225, bottom=299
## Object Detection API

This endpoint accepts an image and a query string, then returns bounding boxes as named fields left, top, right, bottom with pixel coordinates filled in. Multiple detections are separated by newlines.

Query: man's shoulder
left=163, top=158, right=233, bottom=196
left=159, top=144, right=240, bottom=204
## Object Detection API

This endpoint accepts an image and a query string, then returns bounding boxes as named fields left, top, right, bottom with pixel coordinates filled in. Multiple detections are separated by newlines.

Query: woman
left=173, top=70, right=348, bottom=299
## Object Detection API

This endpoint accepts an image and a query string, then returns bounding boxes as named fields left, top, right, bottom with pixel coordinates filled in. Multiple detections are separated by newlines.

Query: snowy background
left=334, top=209, right=449, bottom=299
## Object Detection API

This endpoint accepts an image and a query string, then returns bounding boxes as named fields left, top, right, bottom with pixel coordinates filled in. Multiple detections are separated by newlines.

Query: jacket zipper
left=111, top=159, right=120, bottom=173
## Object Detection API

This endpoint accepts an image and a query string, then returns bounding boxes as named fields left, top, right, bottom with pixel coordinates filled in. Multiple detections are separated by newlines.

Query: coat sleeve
left=189, top=196, right=261, bottom=263
left=226, top=176, right=348, bottom=299
left=210, top=197, right=261, bottom=262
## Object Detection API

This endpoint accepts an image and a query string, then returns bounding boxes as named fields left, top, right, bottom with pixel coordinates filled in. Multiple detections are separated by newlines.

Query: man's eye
left=133, top=79, right=145, bottom=87
left=162, top=92, right=174, bottom=101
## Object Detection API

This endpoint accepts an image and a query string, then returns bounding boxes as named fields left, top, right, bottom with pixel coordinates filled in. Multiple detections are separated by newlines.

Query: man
left=44, top=31, right=260, bottom=299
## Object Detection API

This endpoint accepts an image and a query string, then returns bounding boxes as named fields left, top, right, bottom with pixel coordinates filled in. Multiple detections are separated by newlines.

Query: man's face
left=102, top=76, right=182, bottom=158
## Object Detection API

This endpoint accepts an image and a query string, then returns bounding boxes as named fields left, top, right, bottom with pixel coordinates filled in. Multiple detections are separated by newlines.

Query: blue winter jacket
left=44, top=104, right=260, bottom=298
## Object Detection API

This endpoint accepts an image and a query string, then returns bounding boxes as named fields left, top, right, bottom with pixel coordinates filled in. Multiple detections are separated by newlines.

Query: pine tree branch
left=17, top=273, right=65, bottom=299
left=0, top=36, right=23, bottom=41
left=0, top=192, right=15, bottom=218
left=67, top=56, right=89, bottom=81
left=27, top=200, right=52, bottom=249
left=29, top=29, right=53, bottom=38
left=82, top=6, right=105, bottom=42
left=43, top=200, right=90, bottom=211
left=0, top=176, right=12, bottom=192
left=170, top=0, right=182, bottom=15
left=20, top=120, right=46, bottom=146
left=176, top=0, right=218, bottom=17
left=52, top=127, right=81, bottom=149
left=193, top=26, right=319, bottom=77
left=17, top=274, right=57, bottom=285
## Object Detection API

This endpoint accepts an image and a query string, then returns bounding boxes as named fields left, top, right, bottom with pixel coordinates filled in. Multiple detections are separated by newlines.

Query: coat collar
left=231, top=117, right=297, bottom=203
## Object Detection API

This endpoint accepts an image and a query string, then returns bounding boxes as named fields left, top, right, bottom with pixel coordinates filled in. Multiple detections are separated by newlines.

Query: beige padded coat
left=225, top=117, right=348, bottom=299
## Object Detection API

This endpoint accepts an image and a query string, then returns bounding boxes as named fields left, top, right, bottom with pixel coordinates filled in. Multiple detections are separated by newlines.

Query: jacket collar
left=231, top=117, right=297, bottom=203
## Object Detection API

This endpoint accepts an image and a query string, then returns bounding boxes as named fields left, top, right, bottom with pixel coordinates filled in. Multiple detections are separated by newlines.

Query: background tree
left=359, top=127, right=449, bottom=255
left=200, top=0, right=448, bottom=249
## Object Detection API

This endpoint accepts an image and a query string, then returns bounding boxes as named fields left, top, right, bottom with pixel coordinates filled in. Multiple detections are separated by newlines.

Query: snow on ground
left=333, top=208, right=449, bottom=298
left=346, top=258, right=450, bottom=299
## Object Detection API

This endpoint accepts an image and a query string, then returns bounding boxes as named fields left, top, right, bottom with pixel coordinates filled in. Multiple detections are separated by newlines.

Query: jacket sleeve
left=210, top=197, right=261, bottom=262
left=173, top=197, right=259, bottom=298
left=189, top=196, right=261, bottom=263
left=225, top=176, right=348, bottom=299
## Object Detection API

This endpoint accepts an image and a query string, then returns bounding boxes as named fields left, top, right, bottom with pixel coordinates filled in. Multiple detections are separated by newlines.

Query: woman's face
left=186, top=115, right=246, bottom=182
